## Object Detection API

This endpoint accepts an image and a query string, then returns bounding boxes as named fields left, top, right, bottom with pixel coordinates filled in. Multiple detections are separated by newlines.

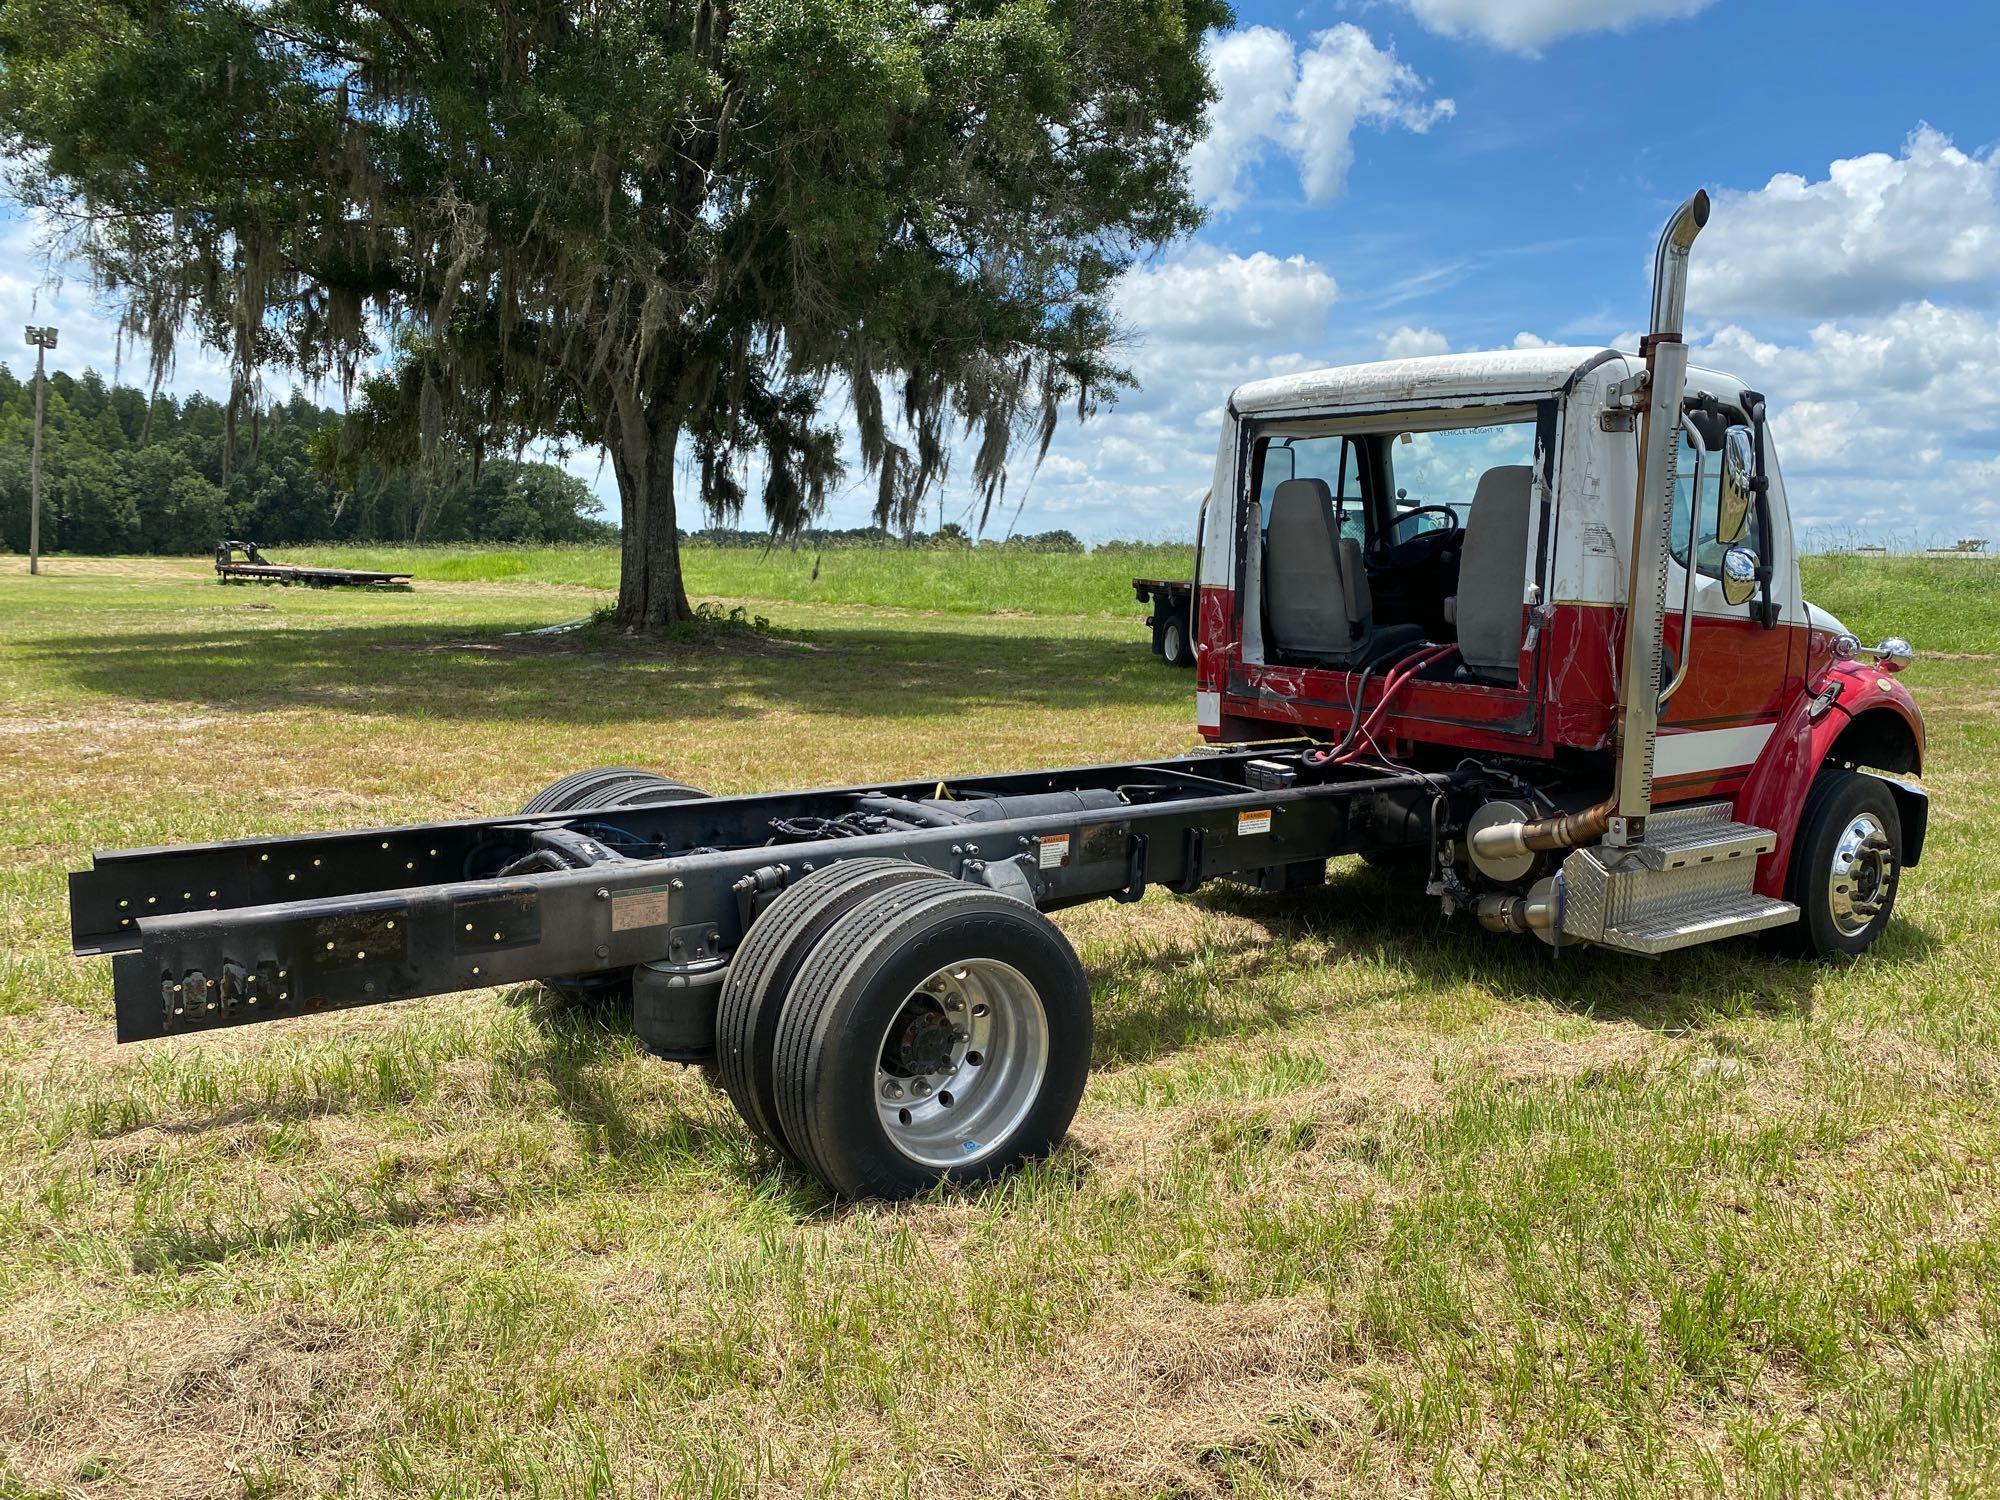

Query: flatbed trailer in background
left=214, top=540, right=412, bottom=589
left=1133, top=575, right=1194, bottom=667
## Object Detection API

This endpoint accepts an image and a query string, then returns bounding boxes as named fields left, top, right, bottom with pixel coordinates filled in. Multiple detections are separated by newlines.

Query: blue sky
left=7, top=0, right=1999, bottom=546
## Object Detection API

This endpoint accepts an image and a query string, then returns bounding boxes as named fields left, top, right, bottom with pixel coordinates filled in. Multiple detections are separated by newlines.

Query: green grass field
left=1, top=549, right=1996, bottom=1498
left=284, top=540, right=1200, bottom=620
left=281, top=541, right=2000, bottom=654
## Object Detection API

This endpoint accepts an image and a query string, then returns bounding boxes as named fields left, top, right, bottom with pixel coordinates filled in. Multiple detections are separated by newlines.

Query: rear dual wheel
left=723, top=872, right=1093, bottom=1198
left=522, top=766, right=707, bottom=815
left=519, top=766, right=709, bottom=1005
left=716, top=858, right=952, bottom=1161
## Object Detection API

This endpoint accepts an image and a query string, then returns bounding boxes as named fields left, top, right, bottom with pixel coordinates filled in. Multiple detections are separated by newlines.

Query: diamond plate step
left=1598, top=893, right=1798, bottom=955
left=1629, top=817, right=1775, bottom=871
left=1623, top=800, right=1774, bottom=869
left=1560, top=810, right=1794, bottom=957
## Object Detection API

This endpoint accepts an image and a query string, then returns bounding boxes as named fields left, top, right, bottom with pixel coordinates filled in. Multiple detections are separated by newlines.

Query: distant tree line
left=0, top=365, right=1190, bottom=557
left=0, top=364, right=614, bottom=555
left=684, top=521, right=1089, bottom=553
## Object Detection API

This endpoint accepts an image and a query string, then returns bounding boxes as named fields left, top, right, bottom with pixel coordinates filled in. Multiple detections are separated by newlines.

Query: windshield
left=1387, top=419, right=1539, bottom=534
left=1250, top=406, right=1541, bottom=547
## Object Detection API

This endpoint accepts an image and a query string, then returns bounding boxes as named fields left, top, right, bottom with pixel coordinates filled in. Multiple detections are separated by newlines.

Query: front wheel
left=1160, top=611, right=1194, bottom=668
left=1777, top=769, right=1903, bottom=959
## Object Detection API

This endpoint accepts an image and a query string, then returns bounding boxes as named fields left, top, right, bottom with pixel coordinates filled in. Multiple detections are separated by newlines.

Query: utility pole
left=24, top=325, right=58, bottom=576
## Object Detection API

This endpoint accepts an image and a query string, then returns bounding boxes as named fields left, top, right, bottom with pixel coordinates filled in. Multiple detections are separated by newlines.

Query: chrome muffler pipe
left=1649, top=189, right=1710, bottom=341
left=1469, top=800, right=1611, bottom=868
left=1610, top=189, right=1710, bottom=844
left=1475, top=883, right=1562, bottom=939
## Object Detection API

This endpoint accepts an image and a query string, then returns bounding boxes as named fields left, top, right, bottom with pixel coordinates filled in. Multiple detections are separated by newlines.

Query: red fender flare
left=1735, top=662, right=1925, bottom=898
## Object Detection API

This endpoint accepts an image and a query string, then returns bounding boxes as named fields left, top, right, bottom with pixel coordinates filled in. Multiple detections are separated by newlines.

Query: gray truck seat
left=1452, top=465, right=1535, bottom=681
left=1265, top=478, right=1353, bottom=658
left=1265, top=479, right=1426, bottom=668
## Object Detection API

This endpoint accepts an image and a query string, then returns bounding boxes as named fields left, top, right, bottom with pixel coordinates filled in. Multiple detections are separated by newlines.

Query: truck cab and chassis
left=67, top=194, right=1929, bottom=1197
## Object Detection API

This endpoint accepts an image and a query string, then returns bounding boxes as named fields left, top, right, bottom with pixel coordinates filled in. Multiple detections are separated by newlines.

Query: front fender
left=1824, top=660, right=1925, bottom=772
left=1735, top=662, right=1926, bottom=896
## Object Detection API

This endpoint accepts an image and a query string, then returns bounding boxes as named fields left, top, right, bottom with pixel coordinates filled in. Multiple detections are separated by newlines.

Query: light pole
left=24, top=325, right=58, bottom=576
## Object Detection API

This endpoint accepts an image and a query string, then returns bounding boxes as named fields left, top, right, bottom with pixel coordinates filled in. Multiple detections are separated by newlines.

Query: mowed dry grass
left=1, top=553, right=1997, bottom=1499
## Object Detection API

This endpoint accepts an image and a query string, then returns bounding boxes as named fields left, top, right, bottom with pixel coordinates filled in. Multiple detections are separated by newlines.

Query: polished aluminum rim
left=875, top=959, right=1049, bottom=1169
left=1828, top=810, right=1896, bottom=937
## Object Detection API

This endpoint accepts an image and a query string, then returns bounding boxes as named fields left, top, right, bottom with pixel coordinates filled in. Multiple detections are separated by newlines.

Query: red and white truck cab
left=1192, top=192, right=1925, bottom=958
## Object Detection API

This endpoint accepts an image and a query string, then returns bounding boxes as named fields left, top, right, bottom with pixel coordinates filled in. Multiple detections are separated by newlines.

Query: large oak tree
left=0, top=0, right=1226, bottom=629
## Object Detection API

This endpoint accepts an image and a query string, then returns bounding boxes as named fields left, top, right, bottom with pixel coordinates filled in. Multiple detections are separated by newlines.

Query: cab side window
left=1671, top=426, right=1761, bottom=577
left=1255, top=441, right=1294, bottom=523
left=1290, top=435, right=1365, bottom=543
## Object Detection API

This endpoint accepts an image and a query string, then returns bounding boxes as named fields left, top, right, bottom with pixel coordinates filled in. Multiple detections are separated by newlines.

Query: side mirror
left=1717, top=425, right=1756, bottom=546
left=1871, top=637, right=1914, bottom=672
left=1720, top=544, right=1759, bottom=606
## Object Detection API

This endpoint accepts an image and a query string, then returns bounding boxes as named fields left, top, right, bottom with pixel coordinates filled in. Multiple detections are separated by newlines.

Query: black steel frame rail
left=71, top=749, right=1442, bottom=1043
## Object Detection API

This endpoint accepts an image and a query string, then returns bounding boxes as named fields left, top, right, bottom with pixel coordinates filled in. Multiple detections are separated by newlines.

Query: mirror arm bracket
left=1600, top=371, right=1647, bottom=432
left=1744, top=395, right=1779, bottom=628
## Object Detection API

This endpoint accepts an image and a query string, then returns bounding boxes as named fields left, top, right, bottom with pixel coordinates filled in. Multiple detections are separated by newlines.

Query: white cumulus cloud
left=1694, top=127, right=2000, bottom=319
left=1380, top=325, right=1451, bottom=359
left=1188, top=25, right=1452, bottom=212
left=1693, top=300, right=2000, bottom=543
left=1116, top=245, right=1339, bottom=345
left=1392, top=0, right=1716, bottom=54
left=1186, top=28, right=1297, bottom=214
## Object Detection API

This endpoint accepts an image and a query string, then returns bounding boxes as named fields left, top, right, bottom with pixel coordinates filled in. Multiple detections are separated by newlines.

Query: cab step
left=1626, top=800, right=1776, bottom=871
left=1596, top=893, right=1798, bottom=955
left=1559, top=802, right=1797, bottom=956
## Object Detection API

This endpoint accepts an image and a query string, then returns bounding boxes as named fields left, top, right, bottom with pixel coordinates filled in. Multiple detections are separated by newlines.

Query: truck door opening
left=1246, top=405, right=1546, bottom=686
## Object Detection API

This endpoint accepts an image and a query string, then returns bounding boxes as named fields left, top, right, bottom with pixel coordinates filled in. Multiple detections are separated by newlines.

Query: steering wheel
left=1369, top=505, right=1463, bottom=568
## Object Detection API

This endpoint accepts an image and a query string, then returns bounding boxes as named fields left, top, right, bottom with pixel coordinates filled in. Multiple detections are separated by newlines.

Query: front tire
left=771, top=884, right=1092, bottom=1198
left=1777, top=769, right=1903, bottom=959
left=1160, top=611, right=1193, bottom=668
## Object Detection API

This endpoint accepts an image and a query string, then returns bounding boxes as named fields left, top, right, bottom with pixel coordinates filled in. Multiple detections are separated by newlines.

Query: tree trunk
left=607, top=401, right=695, bottom=633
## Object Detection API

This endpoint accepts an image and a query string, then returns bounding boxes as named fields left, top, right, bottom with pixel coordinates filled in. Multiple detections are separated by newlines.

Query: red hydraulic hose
left=1336, top=645, right=1451, bottom=761
left=1309, top=644, right=1456, bottom=767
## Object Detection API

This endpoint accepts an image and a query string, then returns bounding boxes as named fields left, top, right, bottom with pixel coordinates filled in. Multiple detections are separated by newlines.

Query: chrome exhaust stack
left=1608, top=189, right=1710, bottom=846
left=1464, top=194, right=1802, bottom=955
left=1468, top=190, right=1712, bottom=869
left=1648, top=190, right=1709, bottom=342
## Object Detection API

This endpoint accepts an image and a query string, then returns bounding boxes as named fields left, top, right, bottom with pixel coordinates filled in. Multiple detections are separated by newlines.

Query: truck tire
left=521, top=766, right=707, bottom=815
left=519, top=767, right=710, bottom=1005
left=716, top=858, right=951, bottom=1159
left=771, top=883, right=1092, bottom=1198
left=1775, top=769, right=1903, bottom=960
left=1160, top=611, right=1194, bottom=668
